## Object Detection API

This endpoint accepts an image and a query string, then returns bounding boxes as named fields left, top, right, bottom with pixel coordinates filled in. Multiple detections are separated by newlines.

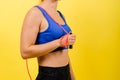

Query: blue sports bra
left=34, top=5, right=72, bottom=52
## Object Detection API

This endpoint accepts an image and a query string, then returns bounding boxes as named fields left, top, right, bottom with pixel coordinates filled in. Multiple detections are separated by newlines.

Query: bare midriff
left=37, top=49, right=69, bottom=67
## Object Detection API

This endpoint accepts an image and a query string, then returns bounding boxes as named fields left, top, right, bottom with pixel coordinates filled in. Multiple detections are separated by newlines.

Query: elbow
left=21, top=51, right=28, bottom=59
left=20, top=43, right=34, bottom=59
left=20, top=48, right=29, bottom=59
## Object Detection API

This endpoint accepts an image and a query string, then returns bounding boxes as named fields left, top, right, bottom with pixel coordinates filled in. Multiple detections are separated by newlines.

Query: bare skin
left=20, top=0, right=76, bottom=80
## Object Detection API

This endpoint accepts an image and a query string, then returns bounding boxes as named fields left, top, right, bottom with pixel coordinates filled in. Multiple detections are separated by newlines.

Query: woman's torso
left=34, top=5, right=71, bottom=67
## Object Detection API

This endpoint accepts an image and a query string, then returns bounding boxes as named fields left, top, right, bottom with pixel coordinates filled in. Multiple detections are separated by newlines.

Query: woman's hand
left=68, top=34, right=76, bottom=46
left=59, top=33, right=76, bottom=47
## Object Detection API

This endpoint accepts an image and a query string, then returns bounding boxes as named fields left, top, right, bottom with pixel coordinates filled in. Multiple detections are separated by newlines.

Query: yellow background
left=0, top=0, right=120, bottom=80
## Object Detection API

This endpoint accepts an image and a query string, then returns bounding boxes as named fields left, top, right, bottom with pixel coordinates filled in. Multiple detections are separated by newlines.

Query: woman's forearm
left=21, top=39, right=60, bottom=59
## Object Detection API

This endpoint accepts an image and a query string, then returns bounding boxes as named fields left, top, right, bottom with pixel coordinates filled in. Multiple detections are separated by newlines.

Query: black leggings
left=36, top=64, right=71, bottom=80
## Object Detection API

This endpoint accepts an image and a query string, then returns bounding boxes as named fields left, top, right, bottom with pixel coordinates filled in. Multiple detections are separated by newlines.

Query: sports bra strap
left=34, top=5, right=50, bottom=23
left=57, top=10, right=67, bottom=24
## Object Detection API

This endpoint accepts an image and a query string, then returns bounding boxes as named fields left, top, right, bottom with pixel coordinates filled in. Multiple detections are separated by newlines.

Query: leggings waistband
left=38, top=63, right=70, bottom=72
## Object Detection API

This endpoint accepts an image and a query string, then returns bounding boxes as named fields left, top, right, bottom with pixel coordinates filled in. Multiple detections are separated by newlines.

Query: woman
left=20, top=0, right=76, bottom=80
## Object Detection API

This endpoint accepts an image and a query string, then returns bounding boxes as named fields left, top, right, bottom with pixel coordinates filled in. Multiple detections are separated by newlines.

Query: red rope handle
left=59, top=33, right=69, bottom=47
left=26, top=59, right=32, bottom=80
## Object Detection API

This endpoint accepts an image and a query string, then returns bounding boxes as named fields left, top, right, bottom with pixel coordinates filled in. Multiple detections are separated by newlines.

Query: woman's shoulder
left=24, top=6, right=43, bottom=19
left=23, top=6, right=44, bottom=27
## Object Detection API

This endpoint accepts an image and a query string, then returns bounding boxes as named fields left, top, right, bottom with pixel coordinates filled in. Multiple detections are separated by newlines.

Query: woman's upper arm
left=20, top=7, right=42, bottom=53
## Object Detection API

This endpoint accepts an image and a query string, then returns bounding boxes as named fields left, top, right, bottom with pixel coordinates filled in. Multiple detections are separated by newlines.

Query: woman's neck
left=40, top=0, right=58, bottom=12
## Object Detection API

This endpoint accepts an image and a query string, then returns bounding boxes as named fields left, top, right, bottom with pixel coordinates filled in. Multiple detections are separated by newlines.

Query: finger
left=69, top=37, right=76, bottom=40
left=69, top=42, right=75, bottom=45
left=69, top=34, right=75, bottom=38
left=68, top=40, right=75, bottom=44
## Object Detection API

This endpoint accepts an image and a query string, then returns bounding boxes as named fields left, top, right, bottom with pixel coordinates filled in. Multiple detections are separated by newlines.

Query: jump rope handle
left=69, top=32, right=73, bottom=49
